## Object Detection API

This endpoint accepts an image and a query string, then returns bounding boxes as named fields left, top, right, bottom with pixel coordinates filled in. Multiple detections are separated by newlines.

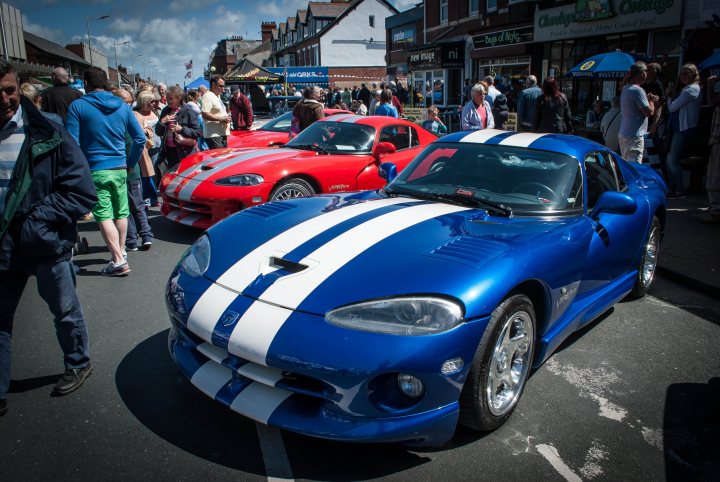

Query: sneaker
left=125, top=244, right=139, bottom=252
left=100, top=260, right=130, bottom=276
left=141, top=238, right=152, bottom=251
left=0, top=398, right=7, bottom=417
left=667, top=192, right=686, bottom=199
left=52, top=364, right=93, bottom=396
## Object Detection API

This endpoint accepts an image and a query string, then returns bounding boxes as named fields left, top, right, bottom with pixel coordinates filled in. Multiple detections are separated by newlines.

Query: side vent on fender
left=242, top=202, right=298, bottom=219
left=427, top=237, right=507, bottom=269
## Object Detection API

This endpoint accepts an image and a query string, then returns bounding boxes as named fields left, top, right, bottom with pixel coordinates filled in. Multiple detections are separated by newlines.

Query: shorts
left=91, top=169, right=129, bottom=221
left=618, top=135, right=644, bottom=163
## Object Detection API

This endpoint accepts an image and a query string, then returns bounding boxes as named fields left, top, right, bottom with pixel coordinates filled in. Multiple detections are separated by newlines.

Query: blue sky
left=12, top=0, right=416, bottom=87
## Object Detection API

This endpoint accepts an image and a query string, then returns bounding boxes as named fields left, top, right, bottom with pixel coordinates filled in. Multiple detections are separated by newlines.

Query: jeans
left=665, top=129, right=691, bottom=194
left=0, top=259, right=90, bottom=399
left=127, top=178, right=153, bottom=246
left=204, top=136, right=227, bottom=150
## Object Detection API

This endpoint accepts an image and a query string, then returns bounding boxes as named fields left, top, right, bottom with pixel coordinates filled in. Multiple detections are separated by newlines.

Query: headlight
left=214, top=174, right=264, bottom=186
left=326, top=297, right=463, bottom=335
left=180, top=235, right=211, bottom=277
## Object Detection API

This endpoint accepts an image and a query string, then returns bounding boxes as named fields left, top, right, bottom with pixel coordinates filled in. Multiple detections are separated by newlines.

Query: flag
left=185, top=70, right=192, bottom=79
left=185, top=60, right=193, bottom=70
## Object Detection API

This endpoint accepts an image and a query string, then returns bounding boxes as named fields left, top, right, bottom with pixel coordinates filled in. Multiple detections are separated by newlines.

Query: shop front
left=469, top=25, right=534, bottom=107
left=408, top=42, right=465, bottom=108
left=533, top=0, right=683, bottom=115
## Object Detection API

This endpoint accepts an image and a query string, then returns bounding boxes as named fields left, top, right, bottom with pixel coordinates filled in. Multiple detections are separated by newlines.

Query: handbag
left=174, top=131, right=196, bottom=148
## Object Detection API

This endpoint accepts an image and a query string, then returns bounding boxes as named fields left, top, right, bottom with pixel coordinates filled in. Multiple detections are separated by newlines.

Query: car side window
left=379, top=125, right=410, bottom=151
left=409, top=126, right=420, bottom=147
left=585, top=152, right=619, bottom=208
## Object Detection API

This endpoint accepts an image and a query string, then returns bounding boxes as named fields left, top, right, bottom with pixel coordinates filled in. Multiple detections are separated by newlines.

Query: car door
left=578, top=150, right=650, bottom=295
left=356, top=124, right=424, bottom=190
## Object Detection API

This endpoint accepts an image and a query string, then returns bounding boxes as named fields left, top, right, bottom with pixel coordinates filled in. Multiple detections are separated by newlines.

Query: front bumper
left=166, top=273, right=489, bottom=446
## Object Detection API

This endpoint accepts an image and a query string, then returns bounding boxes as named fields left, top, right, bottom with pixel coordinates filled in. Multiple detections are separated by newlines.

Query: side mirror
left=373, top=141, right=397, bottom=159
left=591, top=191, right=637, bottom=218
left=378, top=162, right=398, bottom=183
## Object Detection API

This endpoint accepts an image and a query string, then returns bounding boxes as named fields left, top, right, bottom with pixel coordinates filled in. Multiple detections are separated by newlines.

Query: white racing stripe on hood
left=498, top=132, right=547, bottom=148
left=227, top=202, right=471, bottom=365
left=176, top=148, right=296, bottom=201
left=460, top=128, right=506, bottom=144
left=186, top=197, right=421, bottom=343
left=166, top=151, right=238, bottom=194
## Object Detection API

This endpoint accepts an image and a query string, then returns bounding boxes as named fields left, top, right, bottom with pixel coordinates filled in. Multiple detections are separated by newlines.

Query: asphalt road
left=2, top=208, right=719, bottom=481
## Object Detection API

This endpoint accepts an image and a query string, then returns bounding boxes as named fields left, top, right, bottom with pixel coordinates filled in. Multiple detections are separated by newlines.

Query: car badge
left=455, top=188, right=476, bottom=197
left=220, top=310, right=241, bottom=327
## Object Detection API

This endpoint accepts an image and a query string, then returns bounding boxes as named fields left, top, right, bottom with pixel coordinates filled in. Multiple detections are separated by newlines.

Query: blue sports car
left=166, top=129, right=667, bottom=446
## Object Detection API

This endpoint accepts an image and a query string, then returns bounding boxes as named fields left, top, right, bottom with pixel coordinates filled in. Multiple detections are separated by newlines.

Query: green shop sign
left=472, top=27, right=534, bottom=50
left=534, top=0, right=681, bottom=42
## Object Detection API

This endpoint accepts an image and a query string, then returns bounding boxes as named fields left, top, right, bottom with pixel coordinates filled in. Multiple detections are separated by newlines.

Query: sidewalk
left=657, top=192, right=720, bottom=297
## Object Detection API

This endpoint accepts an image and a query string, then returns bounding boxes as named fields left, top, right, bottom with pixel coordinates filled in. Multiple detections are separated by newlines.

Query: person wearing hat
left=619, top=61, right=658, bottom=163
left=229, top=85, right=253, bottom=131
left=492, top=94, right=509, bottom=130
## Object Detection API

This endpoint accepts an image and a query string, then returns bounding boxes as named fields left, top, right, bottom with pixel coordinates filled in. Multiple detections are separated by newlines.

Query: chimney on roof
left=261, top=21, right=276, bottom=43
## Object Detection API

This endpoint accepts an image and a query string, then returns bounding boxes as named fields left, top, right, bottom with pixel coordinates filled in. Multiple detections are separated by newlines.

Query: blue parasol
left=698, top=50, right=720, bottom=77
left=567, top=51, right=636, bottom=79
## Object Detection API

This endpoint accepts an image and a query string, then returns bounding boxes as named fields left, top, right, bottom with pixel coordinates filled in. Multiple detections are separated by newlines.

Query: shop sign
left=534, top=0, right=681, bottom=42
left=441, top=43, right=464, bottom=68
left=267, top=67, right=329, bottom=84
left=473, top=27, right=534, bottom=50
left=392, top=26, right=416, bottom=47
left=409, top=47, right=442, bottom=70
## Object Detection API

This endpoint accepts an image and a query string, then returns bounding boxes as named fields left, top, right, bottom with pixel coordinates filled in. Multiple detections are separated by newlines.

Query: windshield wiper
left=288, top=144, right=330, bottom=154
left=384, top=188, right=512, bottom=217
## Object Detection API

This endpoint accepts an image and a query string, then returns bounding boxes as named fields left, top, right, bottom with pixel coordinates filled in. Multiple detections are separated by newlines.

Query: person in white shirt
left=201, top=75, right=231, bottom=149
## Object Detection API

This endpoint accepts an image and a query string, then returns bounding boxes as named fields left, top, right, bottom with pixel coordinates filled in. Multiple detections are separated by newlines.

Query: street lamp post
left=113, top=40, right=129, bottom=87
left=131, top=53, right=143, bottom=92
left=85, top=14, right=110, bottom=69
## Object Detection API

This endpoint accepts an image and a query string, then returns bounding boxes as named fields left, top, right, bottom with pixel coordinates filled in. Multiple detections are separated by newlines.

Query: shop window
left=487, top=0, right=497, bottom=12
left=469, top=0, right=479, bottom=14
left=440, top=0, right=448, bottom=23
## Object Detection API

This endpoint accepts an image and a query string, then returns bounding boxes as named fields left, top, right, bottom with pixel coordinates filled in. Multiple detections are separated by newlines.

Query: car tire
left=629, top=216, right=661, bottom=298
left=269, top=178, right=315, bottom=201
left=459, top=294, right=535, bottom=432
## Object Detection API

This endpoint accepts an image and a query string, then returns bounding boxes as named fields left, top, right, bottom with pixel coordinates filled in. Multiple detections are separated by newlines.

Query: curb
left=657, top=266, right=720, bottom=299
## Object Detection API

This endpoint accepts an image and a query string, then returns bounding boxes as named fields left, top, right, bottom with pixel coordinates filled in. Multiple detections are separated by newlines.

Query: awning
left=225, top=59, right=285, bottom=84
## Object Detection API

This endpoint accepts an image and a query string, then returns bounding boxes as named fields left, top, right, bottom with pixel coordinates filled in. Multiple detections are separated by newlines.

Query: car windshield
left=387, top=143, right=583, bottom=215
left=286, top=122, right=376, bottom=154
left=260, top=112, right=294, bottom=132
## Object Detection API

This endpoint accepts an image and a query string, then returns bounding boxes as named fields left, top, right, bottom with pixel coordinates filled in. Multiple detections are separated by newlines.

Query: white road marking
left=536, top=444, right=582, bottom=482
left=256, top=423, right=294, bottom=481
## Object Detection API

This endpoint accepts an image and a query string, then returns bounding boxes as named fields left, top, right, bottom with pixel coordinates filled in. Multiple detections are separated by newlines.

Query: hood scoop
left=427, top=236, right=507, bottom=269
left=269, top=256, right=308, bottom=274
left=242, top=202, right=298, bottom=219
left=200, top=164, right=214, bottom=171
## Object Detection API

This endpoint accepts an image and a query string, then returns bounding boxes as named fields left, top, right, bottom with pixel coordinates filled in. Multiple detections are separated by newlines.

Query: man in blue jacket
left=0, top=60, right=98, bottom=416
left=66, top=69, right=145, bottom=276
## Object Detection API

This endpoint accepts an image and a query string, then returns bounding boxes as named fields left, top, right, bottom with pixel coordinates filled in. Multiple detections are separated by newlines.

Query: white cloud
left=108, top=18, right=142, bottom=33
left=22, top=14, right=63, bottom=43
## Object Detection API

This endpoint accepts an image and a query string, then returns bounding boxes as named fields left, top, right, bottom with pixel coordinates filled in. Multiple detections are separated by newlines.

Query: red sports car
left=160, top=115, right=438, bottom=229
left=227, top=109, right=349, bottom=149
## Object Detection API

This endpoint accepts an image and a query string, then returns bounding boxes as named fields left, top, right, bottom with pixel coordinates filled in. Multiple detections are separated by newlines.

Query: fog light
left=441, top=358, right=464, bottom=376
left=397, top=374, right=424, bottom=398
left=252, top=196, right=263, bottom=203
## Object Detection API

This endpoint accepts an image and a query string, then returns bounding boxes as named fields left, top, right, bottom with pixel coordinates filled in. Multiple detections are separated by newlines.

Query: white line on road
left=536, top=444, right=582, bottom=482
left=256, top=422, right=294, bottom=481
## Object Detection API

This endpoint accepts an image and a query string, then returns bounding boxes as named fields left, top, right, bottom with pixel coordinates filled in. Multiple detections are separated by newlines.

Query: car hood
left=228, top=129, right=287, bottom=148
left=173, top=147, right=319, bottom=180
left=203, top=192, right=581, bottom=316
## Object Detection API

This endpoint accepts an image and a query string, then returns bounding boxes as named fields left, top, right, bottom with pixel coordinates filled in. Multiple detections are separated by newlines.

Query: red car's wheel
left=270, top=178, right=315, bottom=201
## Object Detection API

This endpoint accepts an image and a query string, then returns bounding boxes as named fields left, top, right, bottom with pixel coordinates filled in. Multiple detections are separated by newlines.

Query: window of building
left=487, top=0, right=497, bottom=12
left=369, top=15, right=375, bottom=27
left=470, top=0, right=479, bottom=14
left=440, top=0, right=448, bottom=23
